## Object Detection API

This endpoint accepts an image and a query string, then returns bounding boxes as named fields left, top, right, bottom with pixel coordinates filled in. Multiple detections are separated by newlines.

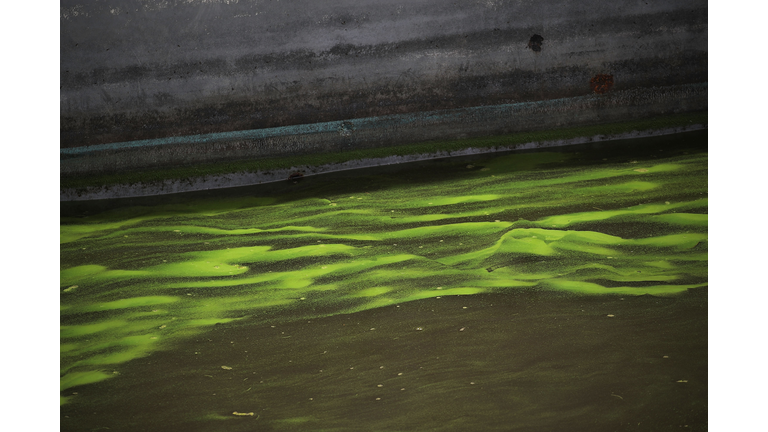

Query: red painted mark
left=590, top=74, right=614, bottom=94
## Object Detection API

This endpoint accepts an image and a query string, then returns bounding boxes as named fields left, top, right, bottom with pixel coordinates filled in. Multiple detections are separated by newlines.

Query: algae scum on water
left=60, top=132, right=707, bottom=430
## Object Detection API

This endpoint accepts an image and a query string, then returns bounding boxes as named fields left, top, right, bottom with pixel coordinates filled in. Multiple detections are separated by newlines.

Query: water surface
left=60, top=131, right=707, bottom=431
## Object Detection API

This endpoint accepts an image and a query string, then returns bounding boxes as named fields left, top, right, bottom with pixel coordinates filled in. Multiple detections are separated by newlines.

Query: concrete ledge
left=61, top=123, right=706, bottom=202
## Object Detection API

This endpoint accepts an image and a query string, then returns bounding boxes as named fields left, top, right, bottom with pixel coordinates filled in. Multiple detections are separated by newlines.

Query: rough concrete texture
left=61, top=83, right=706, bottom=176
left=61, top=0, right=708, bottom=149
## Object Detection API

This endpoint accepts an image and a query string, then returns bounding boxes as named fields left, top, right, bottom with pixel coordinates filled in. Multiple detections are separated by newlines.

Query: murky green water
left=61, top=131, right=707, bottom=431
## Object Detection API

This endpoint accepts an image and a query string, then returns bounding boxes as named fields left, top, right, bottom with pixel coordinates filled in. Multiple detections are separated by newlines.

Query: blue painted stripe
left=60, top=83, right=708, bottom=156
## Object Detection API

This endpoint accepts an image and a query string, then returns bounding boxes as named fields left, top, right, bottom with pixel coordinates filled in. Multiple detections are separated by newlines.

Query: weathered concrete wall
left=61, top=0, right=707, bottom=150
left=61, top=83, right=706, bottom=176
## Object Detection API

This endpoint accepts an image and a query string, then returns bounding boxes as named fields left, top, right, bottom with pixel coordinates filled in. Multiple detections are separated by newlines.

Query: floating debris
left=221, top=366, right=233, bottom=370
left=63, top=285, right=78, bottom=293
left=232, top=412, right=254, bottom=416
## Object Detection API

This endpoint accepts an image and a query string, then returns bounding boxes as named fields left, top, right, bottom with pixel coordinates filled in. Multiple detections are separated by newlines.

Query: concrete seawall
left=61, top=0, right=707, bottom=152
left=60, top=125, right=707, bottom=201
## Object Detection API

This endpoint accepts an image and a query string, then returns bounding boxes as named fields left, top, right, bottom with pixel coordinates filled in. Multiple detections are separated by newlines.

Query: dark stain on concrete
left=528, top=34, right=544, bottom=52
left=288, top=170, right=305, bottom=182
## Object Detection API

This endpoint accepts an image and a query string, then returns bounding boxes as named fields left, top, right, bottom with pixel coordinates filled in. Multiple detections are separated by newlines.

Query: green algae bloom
left=60, top=133, right=707, bottom=407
